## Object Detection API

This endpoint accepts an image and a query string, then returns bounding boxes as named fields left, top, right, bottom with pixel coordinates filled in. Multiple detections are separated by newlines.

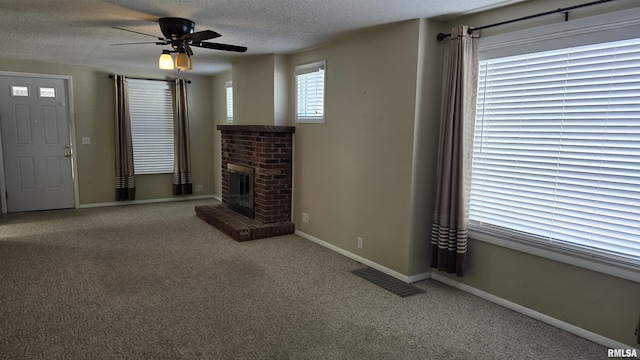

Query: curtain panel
left=114, top=75, right=136, bottom=201
left=430, top=26, right=479, bottom=277
left=172, top=79, right=193, bottom=195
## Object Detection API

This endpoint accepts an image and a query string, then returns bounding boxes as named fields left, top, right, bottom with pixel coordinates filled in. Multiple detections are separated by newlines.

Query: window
left=225, top=80, right=233, bottom=123
left=295, top=60, right=325, bottom=123
left=11, top=86, right=28, bottom=97
left=127, top=79, right=174, bottom=175
left=39, top=87, right=55, bottom=98
left=470, top=36, right=640, bottom=270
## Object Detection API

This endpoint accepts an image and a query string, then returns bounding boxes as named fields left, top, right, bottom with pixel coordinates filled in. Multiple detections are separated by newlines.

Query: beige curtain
left=173, top=79, right=193, bottom=195
left=114, top=75, right=136, bottom=201
left=431, top=26, right=479, bottom=276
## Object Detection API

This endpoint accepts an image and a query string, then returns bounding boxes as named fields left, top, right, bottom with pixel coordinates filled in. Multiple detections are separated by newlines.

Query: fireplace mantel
left=216, top=125, right=295, bottom=133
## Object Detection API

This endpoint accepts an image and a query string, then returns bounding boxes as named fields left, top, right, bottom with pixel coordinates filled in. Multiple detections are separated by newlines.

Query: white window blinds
left=225, top=80, right=233, bottom=123
left=470, top=37, right=640, bottom=268
left=295, top=61, right=325, bottom=123
left=127, top=79, right=174, bottom=175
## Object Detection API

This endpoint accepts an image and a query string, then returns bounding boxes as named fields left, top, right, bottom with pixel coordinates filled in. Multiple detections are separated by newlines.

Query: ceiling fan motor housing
left=159, top=17, right=195, bottom=40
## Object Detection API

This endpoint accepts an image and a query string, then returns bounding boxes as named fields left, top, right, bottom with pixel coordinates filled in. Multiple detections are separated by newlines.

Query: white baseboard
left=294, top=230, right=430, bottom=283
left=431, top=273, right=639, bottom=355
left=295, top=230, right=637, bottom=354
left=407, top=271, right=432, bottom=283
left=78, top=195, right=217, bottom=209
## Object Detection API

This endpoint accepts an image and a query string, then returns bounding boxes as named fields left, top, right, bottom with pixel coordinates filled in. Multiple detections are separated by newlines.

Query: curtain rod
left=108, top=74, right=191, bottom=84
left=436, top=0, right=619, bottom=41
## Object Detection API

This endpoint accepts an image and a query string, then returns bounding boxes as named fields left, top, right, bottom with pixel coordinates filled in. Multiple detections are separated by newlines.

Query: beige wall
left=0, top=58, right=216, bottom=206
left=438, top=0, right=640, bottom=347
left=230, top=54, right=289, bottom=126
left=232, top=55, right=276, bottom=125
left=211, top=70, right=232, bottom=197
left=408, top=19, right=444, bottom=276
left=274, top=54, right=290, bottom=126
left=289, top=20, right=423, bottom=275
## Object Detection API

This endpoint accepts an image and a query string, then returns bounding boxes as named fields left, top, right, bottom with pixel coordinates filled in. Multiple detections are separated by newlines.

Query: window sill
left=469, top=229, right=640, bottom=284
left=296, top=118, right=325, bottom=124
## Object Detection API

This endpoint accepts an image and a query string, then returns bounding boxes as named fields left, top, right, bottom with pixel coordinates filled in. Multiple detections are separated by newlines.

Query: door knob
left=64, top=152, right=71, bottom=157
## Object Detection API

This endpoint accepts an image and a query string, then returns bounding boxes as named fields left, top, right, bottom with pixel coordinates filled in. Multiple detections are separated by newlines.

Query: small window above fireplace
left=295, top=60, right=326, bottom=124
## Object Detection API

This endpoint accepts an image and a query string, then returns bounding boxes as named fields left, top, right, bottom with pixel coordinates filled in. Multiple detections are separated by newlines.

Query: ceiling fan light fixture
left=176, top=52, right=191, bottom=71
left=159, top=51, right=174, bottom=70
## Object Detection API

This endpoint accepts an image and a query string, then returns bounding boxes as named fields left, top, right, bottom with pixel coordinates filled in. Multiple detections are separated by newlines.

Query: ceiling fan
left=112, top=17, right=247, bottom=70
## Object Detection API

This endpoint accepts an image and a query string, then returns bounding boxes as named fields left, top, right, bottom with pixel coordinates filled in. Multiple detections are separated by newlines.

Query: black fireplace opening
left=227, top=163, right=254, bottom=219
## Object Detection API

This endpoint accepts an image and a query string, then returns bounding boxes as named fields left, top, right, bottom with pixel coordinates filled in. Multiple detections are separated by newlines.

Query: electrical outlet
left=194, top=185, right=204, bottom=192
left=302, top=213, right=309, bottom=223
left=357, top=237, right=363, bottom=249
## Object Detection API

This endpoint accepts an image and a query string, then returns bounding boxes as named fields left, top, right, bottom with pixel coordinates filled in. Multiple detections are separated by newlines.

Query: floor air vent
left=350, top=267, right=425, bottom=298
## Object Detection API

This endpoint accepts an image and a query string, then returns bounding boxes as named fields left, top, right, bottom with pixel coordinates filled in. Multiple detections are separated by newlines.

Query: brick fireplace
left=195, top=125, right=295, bottom=241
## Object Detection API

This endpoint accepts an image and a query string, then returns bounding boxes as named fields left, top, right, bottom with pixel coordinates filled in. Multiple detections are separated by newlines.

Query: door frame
left=0, top=71, right=80, bottom=214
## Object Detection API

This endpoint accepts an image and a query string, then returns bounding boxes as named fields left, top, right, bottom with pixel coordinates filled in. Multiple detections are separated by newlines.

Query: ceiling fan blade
left=181, top=30, right=221, bottom=42
left=194, top=42, right=248, bottom=53
left=112, top=26, right=165, bottom=41
left=109, top=41, right=164, bottom=46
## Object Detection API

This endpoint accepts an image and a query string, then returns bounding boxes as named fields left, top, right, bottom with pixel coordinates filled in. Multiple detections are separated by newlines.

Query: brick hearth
left=195, top=204, right=295, bottom=242
left=196, top=125, right=295, bottom=241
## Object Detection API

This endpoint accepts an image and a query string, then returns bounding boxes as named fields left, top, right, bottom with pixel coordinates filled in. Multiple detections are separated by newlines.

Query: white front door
left=0, top=75, right=75, bottom=212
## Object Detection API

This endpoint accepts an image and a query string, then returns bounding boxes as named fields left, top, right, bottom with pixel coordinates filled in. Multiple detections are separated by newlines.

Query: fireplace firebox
left=227, top=163, right=254, bottom=219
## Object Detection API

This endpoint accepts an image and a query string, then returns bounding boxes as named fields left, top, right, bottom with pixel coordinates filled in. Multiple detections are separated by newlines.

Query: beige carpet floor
left=0, top=200, right=607, bottom=359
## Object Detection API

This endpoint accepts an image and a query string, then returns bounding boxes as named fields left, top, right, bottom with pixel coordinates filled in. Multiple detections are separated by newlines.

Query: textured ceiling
left=0, top=0, right=526, bottom=74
